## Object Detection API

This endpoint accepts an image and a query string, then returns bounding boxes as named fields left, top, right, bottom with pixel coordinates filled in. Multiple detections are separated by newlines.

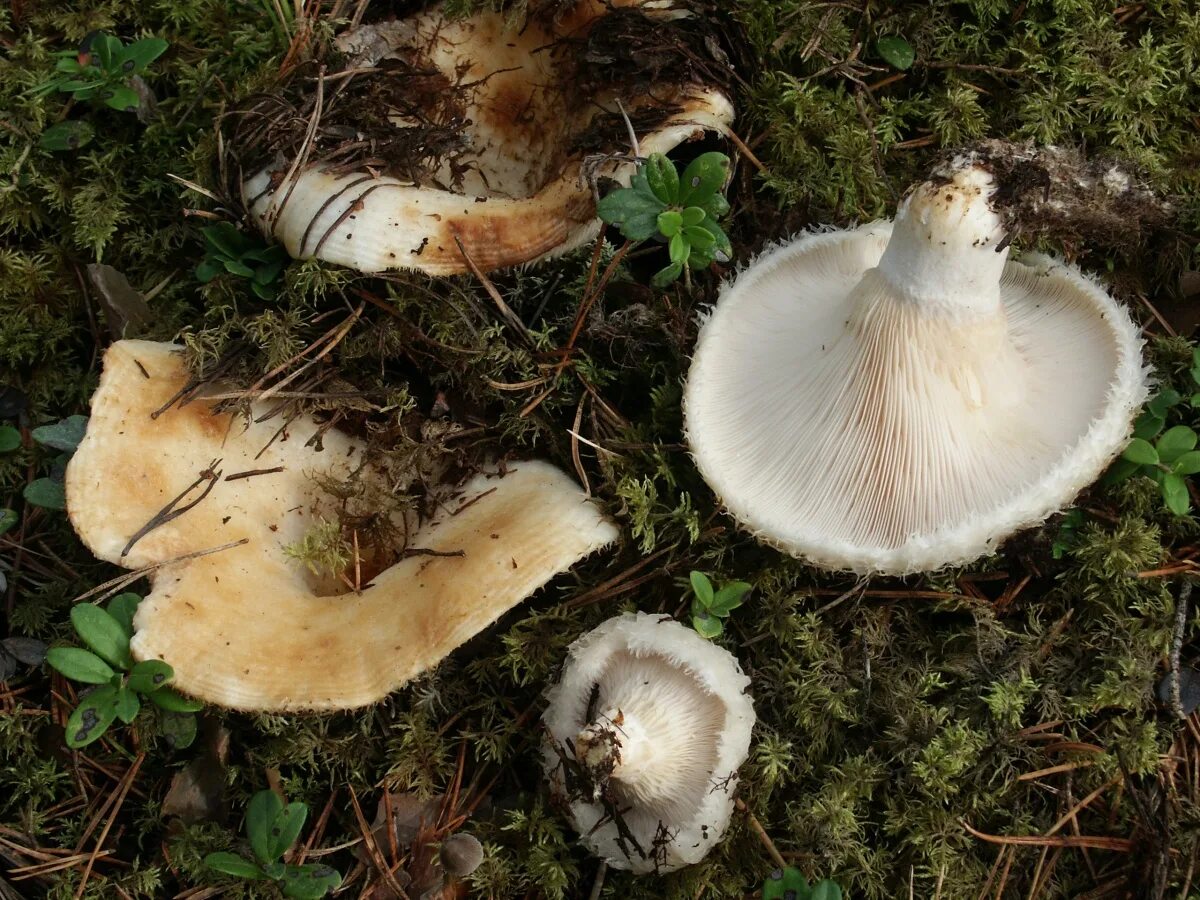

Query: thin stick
left=120, top=460, right=223, bottom=558
left=73, top=754, right=144, bottom=899
left=71, top=539, right=250, bottom=605
left=735, top=799, right=786, bottom=868
left=455, top=237, right=533, bottom=347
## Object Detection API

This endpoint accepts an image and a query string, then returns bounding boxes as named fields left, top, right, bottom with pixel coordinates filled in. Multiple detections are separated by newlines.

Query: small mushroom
left=238, top=2, right=733, bottom=275
left=684, top=154, right=1149, bottom=575
left=439, top=832, right=484, bottom=879
left=65, top=340, right=619, bottom=710
left=542, top=612, right=754, bottom=874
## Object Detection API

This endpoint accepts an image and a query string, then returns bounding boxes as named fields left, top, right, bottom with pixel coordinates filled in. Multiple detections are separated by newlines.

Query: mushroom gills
left=685, top=161, right=1148, bottom=574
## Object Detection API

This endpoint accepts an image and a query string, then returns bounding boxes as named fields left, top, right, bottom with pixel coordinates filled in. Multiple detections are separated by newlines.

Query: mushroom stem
left=575, top=705, right=670, bottom=804
left=875, top=163, right=1008, bottom=316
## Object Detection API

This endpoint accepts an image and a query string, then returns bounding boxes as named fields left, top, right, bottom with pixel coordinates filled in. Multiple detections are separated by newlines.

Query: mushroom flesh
left=239, top=1, right=734, bottom=275
left=542, top=612, right=754, bottom=873
left=684, top=155, right=1149, bottom=575
left=65, top=340, right=619, bottom=710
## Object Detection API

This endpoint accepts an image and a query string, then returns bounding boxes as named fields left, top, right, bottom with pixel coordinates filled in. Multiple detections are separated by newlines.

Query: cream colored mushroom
left=65, top=340, right=619, bottom=711
left=542, top=612, right=754, bottom=873
left=240, top=1, right=733, bottom=275
left=684, top=157, right=1149, bottom=576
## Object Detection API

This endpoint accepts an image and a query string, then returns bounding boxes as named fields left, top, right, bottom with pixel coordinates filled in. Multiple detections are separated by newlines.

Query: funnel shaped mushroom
left=65, top=340, right=618, bottom=710
left=685, top=160, right=1149, bottom=575
left=239, top=1, right=733, bottom=275
left=542, top=612, right=754, bottom=873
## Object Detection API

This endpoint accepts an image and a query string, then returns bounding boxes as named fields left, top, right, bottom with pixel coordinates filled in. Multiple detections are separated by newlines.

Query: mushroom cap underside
left=542, top=612, right=754, bottom=873
left=244, top=1, right=734, bottom=275
left=684, top=224, right=1148, bottom=576
left=65, top=340, right=620, bottom=710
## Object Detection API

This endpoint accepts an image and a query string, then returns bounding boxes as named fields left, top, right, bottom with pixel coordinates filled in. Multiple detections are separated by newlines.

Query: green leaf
left=202, top=223, right=254, bottom=259
left=149, top=686, right=203, bottom=713
left=678, top=152, right=731, bottom=206
left=691, top=218, right=732, bottom=263
left=46, top=647, right=115, bottom=684
left=0, top=426, right=20, bottom=453
left=687, top=248, right=715, bottom=270
left=263, top=862, right=286, bottom=879
left=39, top=120, right=94, bottom=152
left=1163, top=473, right=1191, bottom=516
left=103, top=85, right=140, bottom=112
left=650, top=261, right=683, bottom=287
left=1123, top=438, right=1158, bottom=466
left=668, top=232, right=690, bottom=265
left=71, top=603, right=132, bottom=669
left=93, top=34, right=118, bottom=70
left=696, top=191, right=730, bottom=219
left=877, top=34, right=915, bottom=69
left=1147, top=389, right=1181, bottom=417
left=24, top=478, right=65, bottom=509
left=1103, top=457, right=1143, bottom=485
left=222, top=258, right=257, bottom=279
left=247, top=790, right=285, bottom=863
left=682, top=224, right=716, bottom=250
left=643, top=154, right=679, bottom=205
left=1191, top=393, right=1200, bottom=408
left=159, top=710, right=197, bottom=749
left=656, top=210, right=683, bottom=238
left=810, top=880, right=843, bottom=900
left=680, top=206, right=705, bottom=227
left=1175, top=452, right=1200, bottom=476
left=710, top=581, right=752, bottom=616
left=692, top=611, right=723, bottom=639
left=114, top=685, right=140, bottom=724
left=205, top=852, right=267, bottom=880
left=596, top=188, right=665, bottom=240
left=280, top=864, right=342, bottom=898
left=65, top=685, right=119, bottom=748
left=195, top=258, right=223, bottom=283
left=0, top=509, right=17, bottom=536
left=690, top=571, right=714, bottom=606
left=32, top=415, right=88, bottom=452
left=107, top=593, right=141, bottom=638
left=128, top=659, right=173, bottom=694
left=268, top=803, right=309, bottom=861
left=763, top=867, right=809, bottom=900
left=1157, top=426, right=1198, bottom=464
left=1134, top=410, right=1165, bottom=440
left=117, top=37, right=168, bottom=73
left=253, top=259, right=287, bottom=285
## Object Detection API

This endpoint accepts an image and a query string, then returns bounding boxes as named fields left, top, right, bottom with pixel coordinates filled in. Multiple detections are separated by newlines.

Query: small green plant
left=689, top=570, right=751, bottom=639
left=763, top=867, right=843, bottom=900
left=33, top=32, right=168, bottom=113
left=1108, top=373, right=1200, bottom=516
left=45, top=593, right=201, bottom=749
left=205, top=790, right=343, bottom=898
left=1051, top=508, right=1085, bottom=560
left=196, top=223, right=290, bottom=299
left=596, top=151, right=733, bottom=287
left=6, top=414, right=90, bottom=511
left=876, top=34, right=915, bottom=70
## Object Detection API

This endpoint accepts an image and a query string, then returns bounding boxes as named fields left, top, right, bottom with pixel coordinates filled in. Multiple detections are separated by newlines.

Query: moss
left=3, top=0, right=1200, bottom=898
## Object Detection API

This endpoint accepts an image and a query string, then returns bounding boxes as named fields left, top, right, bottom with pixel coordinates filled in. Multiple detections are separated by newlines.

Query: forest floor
left=2, top=0, right=1200, bottom=898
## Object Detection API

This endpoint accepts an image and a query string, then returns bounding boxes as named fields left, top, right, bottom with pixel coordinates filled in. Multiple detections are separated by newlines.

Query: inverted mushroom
left=684, top=154, right=1149, bottom=576
left=235, top=0, right=734, bottom=275
left=65, top=340, right=619, bottom=710
left=542, top=612, right=754, bottom=874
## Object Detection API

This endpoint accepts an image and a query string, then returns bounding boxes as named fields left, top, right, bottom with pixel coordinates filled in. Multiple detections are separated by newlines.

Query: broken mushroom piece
left=542, top=612, right=754, bottom=874
left=65, top=340, right=619, bottom=710
left=238, top=1, right=733, bottom=275
left=684, top=156, right=1149, bottom=575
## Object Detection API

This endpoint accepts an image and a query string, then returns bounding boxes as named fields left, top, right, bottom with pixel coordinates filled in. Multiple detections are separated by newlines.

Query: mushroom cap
left=542, top=612, right=754, bottom=874
left=439, top=833, right=484, bottom=878
left=65, top=340, right=619, bottom=710
left=684, top=167, right=1148, bottom=576
left=243, top=1, right=733, bottom=275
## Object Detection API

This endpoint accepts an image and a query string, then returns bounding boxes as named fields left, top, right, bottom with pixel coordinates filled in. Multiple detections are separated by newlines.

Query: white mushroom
left=684, top=156, right=1149, bottom=576
left=240, top=1, right=734, bottom=276
left=64, top=340, right=619, bottom=710
left=542, top=612, right=754, bottom=874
